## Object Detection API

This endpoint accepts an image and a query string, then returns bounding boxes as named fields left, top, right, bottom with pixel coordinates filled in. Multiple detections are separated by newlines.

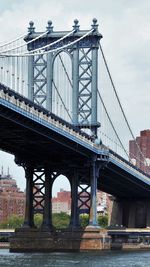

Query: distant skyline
left=0, top=0, right=150, bottom=191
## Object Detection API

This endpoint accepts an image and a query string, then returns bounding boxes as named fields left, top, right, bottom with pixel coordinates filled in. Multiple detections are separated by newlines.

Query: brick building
left=0, top=170, right=25, bottom=223
left=129, top=130, right=150, bottom=174
left=52, top=189, right=71, bottom=214
left=97, top=191, right=111, bottom=215
left=52, top=188, right=111, bottom=215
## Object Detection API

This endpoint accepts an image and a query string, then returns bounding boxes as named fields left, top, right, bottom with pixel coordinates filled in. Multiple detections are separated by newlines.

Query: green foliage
left=0, top=213, right=108, bottom=230
left=80, top=214, right=89, bottom=227
left=34, top=212, right=70, bottom=229
left=52, top=212, right=70, bottom=229
left=34, top=213, right=43, bottom=228
left=97, top=215, right=108, bottom=228
left=0, top=212, right=70, bottom=230
left=7, top=214, right=24, bottom=228
left=0, top=215, right=24, bottom=229
left=79, top=214, right=108, bottom=228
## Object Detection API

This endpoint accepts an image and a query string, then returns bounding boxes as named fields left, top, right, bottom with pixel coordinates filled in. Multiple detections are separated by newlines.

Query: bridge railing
left=109, top=149, right=150, bottom=182
left=0, top=83, right=95, bottom=147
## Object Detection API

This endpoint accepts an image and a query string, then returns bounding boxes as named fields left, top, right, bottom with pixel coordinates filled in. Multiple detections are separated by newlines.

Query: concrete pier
left=10, top=227, right=111, bottom=252
left=108, top=228, right=150, bottom=250
left=110, top=198, right=150, bottom=228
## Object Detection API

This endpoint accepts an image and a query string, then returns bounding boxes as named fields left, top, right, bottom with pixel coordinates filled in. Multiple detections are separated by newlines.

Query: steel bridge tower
left=10, top=20, right=108, bottom=252
left=22, top=18, right=103, bottom=227
left=25, top=18, right=102, bottom=137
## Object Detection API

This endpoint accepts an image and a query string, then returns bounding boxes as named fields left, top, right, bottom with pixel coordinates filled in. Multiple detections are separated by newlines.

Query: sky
left=0, top=0, right=150, bottom=192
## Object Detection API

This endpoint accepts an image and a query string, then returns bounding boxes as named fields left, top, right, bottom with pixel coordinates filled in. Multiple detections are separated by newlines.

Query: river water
left=0, top=249, right=150, bottom=267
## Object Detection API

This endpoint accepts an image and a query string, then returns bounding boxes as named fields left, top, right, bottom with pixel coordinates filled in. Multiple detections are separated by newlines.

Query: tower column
left=89, top=157, right=98, bottom=226
left=28, top=55, right=34, bottom=101
left=23, top=164, right=34, bottom=228
left=70, top=168, right=80, bottom=228
left=91, top=48, right=98, bottom=136
left=72, top=49, right=79, bottom=125
left=46, top=53, right=53, bottom=111
left=42, top=166, right=53, bottom=230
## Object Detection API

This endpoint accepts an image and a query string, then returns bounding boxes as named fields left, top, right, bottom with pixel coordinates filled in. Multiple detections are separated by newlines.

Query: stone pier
left=10, top=227, right=110, bottom=252
left=10, top=156, right=111, bottom=252
left=110, top=198, right=150, bottom=228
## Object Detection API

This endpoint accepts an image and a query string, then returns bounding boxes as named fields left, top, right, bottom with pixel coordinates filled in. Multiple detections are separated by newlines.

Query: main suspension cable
left=1, top=29, right=94, bottom=57
left=0, top=31, right=49, bottom=54
left=97, top=89, right=129, bottom=159
left=0, top=33, right=26, bottom=49
left=29, top=30, right=75, bottom=54
left=99, top=43, right=148, bottom=166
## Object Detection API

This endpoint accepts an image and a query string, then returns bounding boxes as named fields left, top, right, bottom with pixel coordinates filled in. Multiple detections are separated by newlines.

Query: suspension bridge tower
left=9, top=19, right=111, bottom=252
left=25, top=18, right=102, bottom=137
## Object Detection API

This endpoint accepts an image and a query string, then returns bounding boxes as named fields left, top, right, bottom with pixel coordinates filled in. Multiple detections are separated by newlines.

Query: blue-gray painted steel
left=72, top=49, right=79, bottom=125
left=70, top=168, right=79, bottom=227
left=23, top=165, right=34, bottom=227
left=89, top=158, right=98, bottom=226
left=91, top=48, right=98, bottom=135
left=1, top=94, right=150, bottom=187
left=28, top=56, right=34, bottom=101
left=46, top=53, right=53, bottom=111
left=25, top=19, right=102, bottom=135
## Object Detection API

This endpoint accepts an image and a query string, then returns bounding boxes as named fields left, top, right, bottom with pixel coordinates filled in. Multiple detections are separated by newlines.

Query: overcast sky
left=0, top=0, right=150, bottom=192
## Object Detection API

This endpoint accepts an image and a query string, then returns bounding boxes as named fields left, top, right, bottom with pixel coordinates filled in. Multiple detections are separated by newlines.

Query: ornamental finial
left=73, top=19, right=80, bottom=31
left=91, top=18, right=98, bottom=31
left=47, top=20, right=53, bottom=32
left=28, top=21, right=35, bottom=33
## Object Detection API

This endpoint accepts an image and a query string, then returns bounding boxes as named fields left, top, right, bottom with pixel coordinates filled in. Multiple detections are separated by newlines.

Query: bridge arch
left=52, top=174, right=71, bottom=228
left=51, top=51, right=72, bottom=122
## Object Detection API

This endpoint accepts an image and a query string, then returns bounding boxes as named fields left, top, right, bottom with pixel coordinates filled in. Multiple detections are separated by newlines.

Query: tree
left=8, top=214, right=24, bottom=228
left=80, top=214, right=89, bottom=227
left=52, top=212, right=70, bottom=229
left=97, top=215, right=108, bottom=228
left=2, top=214, right=24, bottom=229
left=34, top=213, right=43, bottom=228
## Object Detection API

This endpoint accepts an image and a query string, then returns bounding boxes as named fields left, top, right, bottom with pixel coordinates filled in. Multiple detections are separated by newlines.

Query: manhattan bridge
left=0, top=19, right=150, bottom=251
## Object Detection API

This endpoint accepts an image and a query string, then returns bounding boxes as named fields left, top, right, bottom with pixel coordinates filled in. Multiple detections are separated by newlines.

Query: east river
left=0, top=249, right=150, bottom=267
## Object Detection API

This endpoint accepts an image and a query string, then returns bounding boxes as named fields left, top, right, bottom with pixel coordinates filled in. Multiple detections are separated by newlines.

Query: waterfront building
left=97, top=191, right=111, bottom=215
left=129, top=129, right=150, bottom=174
left=52, top=189, right=71, bottom=214
left=52, top=188, right=111, bottom=215
left=0, top=169, right=25, bottom=222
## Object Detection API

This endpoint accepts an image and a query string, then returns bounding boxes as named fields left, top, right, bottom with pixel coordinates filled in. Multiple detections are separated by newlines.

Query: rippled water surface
left=0, top=249, right=150, bottom=267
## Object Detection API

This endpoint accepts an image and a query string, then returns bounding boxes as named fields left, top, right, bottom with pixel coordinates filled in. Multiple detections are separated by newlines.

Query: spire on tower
left=7, top=166, right=10, bottom=177
left=1, top=166, right=3, bottom=175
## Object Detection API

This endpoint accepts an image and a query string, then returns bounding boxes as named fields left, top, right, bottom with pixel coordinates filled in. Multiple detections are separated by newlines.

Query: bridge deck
left=0, top=84, right=150, bottom=198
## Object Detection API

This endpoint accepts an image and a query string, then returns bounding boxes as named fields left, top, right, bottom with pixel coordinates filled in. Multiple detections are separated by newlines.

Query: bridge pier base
left=10, top=156, right=112, bottom=252
left=10, top=227, right=111, bottom=252
left=110, top=198, right=150, bottom=228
